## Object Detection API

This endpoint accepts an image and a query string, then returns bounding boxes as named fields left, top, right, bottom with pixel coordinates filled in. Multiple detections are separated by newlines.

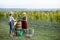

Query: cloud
left=0, top=0, right=60, bottom=9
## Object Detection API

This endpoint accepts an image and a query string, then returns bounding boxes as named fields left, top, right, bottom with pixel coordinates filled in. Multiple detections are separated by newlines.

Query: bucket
left=17, top=29, right=23, bottom=36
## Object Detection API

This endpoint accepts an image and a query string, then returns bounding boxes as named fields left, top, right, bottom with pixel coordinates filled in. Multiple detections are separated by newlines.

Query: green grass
left=0, top=21, right=60, bottom=40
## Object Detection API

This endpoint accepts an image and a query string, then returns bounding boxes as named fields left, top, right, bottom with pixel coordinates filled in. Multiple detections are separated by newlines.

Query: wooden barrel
left=15, top=21, right=22, bottom=28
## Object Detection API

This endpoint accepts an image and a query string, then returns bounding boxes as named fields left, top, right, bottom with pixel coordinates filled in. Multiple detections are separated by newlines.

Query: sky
left=0, top=0, right=60, bottom=9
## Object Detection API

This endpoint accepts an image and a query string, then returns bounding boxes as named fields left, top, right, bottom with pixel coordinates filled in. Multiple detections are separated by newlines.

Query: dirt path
left=28, top=20, right=60, bottom=30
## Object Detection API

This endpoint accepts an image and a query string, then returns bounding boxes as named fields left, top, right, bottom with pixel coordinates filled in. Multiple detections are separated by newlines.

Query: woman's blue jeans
left=9, top=21, right=15, bottom=34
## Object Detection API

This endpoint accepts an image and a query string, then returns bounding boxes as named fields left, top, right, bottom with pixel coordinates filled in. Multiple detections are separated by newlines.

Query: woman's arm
left=12, top=17, right=16, bottom=21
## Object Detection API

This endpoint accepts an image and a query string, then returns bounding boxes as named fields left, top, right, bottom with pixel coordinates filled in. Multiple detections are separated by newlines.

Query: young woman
left=22, top=12, right=28, bottom=32
left=8, top=12, right=15, bottom=37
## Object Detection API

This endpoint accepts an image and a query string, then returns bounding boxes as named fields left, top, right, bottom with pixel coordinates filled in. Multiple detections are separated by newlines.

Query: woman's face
left=23, top=14, right=26, bottom=17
